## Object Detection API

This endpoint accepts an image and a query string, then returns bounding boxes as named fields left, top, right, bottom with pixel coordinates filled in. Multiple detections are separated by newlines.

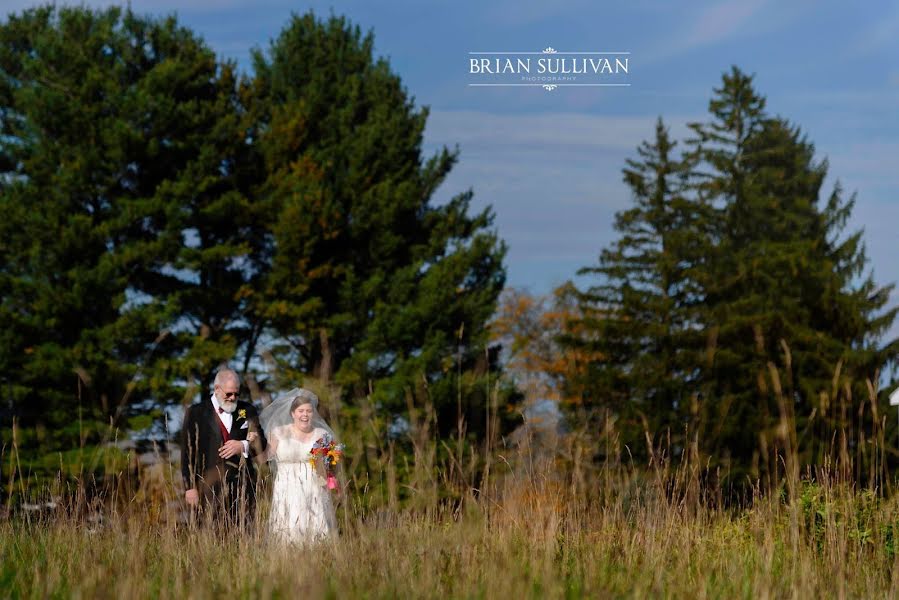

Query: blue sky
left=5, top=0, right=899, bottom=342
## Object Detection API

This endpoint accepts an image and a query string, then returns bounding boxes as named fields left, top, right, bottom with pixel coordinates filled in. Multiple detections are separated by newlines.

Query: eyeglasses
left=221, top=391, right=239, bottom=399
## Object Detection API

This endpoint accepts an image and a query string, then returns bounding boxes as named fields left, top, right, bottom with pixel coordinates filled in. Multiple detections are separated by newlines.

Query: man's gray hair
left=214, top=368, right=240, bottom=388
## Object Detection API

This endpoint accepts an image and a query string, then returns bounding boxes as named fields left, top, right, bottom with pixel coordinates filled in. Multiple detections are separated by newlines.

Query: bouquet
left=309, top=433, right=345, bottom=490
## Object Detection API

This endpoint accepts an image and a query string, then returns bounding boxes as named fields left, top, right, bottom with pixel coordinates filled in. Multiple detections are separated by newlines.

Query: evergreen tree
left=138, top=55, right=266, bottom=398
left=247, top=13, right=506, bottom=433
left=566, top=118, right=708, bottom=455
left=0, top=8, right=508, bottom=461
left=688, top=68, right=897, bottom=476
left=569, top=67, right=897, bottom=480
left=0, top=6, right=239, bottom=452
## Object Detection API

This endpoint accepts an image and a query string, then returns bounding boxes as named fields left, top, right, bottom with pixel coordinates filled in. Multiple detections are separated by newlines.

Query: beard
left=220, top=399, right=238, bottom=413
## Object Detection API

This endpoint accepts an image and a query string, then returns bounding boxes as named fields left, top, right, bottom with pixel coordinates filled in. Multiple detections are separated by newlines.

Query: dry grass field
left=4, top=415, right=899, bottom=600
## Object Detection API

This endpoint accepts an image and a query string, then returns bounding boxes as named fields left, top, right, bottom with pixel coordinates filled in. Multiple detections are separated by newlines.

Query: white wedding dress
left=268, top=428, right=337, bottom=544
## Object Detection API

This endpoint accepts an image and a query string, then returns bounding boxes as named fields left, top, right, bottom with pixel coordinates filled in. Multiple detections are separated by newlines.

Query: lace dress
left=268, top=429, right=337, bottom=543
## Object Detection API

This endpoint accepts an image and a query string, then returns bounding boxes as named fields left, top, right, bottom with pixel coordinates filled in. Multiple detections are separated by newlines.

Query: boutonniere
left=237, top=409, right=247, bottom=420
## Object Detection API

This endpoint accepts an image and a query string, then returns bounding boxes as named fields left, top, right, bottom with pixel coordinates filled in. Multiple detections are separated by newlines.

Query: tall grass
left=4, top=384, right=899, bottom=598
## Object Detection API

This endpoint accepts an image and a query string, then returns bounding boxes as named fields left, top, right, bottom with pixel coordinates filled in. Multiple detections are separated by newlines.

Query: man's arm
left=180, top=405, right=200, bottom=505
left=247, top=406, right=268, bottom=458
left=223, top=404, right=268, bottom=460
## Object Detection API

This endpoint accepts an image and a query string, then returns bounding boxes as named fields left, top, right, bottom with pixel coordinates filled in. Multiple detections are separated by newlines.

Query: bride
left=259, top=388, right=339, bottom=543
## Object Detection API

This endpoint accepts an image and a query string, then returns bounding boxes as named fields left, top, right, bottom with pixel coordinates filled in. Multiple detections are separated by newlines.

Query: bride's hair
left=289, top=389, right=319, bottom=412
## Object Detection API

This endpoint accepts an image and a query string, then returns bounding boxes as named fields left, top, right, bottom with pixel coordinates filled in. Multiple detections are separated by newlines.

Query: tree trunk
left=318, top=328, right=333, bottom=383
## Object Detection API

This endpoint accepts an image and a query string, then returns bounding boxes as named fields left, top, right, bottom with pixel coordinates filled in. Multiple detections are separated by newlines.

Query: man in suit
left=181, top=368, right=267, bottom=525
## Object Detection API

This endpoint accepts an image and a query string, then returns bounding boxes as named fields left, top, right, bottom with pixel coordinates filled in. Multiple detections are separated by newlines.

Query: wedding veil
left=259, top=387, right=338, bottom=454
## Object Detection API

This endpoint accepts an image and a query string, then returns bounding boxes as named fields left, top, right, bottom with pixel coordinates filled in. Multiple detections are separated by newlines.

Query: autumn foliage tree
left=491, top=285, right=601, bottom=406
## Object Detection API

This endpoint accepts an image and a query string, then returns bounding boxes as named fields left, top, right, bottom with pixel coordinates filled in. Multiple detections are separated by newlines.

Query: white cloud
left=422, top=109, right=703, bottom=289
left=636, top=0, right=768, bottom=64
left=480, top=0, right=595, bottom=28
left=848, top=7, right=899, bottom=57
left=828, top=143, right=899, bottom=184
left=425, top=109, right=697, bottom=152
left=639, top=0, right=813, bottom=65
left=683, top=0, right=769, bottom=50
left=423, top=108, right=899, bottom=304
left=781, top=88, right=899, bottom=112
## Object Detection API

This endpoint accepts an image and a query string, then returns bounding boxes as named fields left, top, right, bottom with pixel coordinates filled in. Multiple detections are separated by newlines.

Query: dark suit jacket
left=180, top=398, right=267, bottom=511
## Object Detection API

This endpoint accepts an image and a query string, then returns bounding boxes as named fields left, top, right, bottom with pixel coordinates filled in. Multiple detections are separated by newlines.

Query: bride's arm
left=253, top=427, right=280, bottom=462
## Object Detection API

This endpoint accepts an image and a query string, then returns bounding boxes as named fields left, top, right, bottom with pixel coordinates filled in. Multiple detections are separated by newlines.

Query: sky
left=3, top=0, right=898, bottom=344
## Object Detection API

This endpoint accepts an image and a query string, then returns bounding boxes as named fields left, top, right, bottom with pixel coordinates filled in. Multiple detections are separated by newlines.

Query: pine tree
left=567, top=118, right=708, bottom=455
left=138, top=58, right=267, bottom=397
left=248, top=13, right=507, bottom=433
left=568, top=68, right=897, bottom=480
left=0, top=6, right=240, bottom=453
left=0, top=8, right=509, bottom=461
left=687, top=67, right=897, bottom=478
